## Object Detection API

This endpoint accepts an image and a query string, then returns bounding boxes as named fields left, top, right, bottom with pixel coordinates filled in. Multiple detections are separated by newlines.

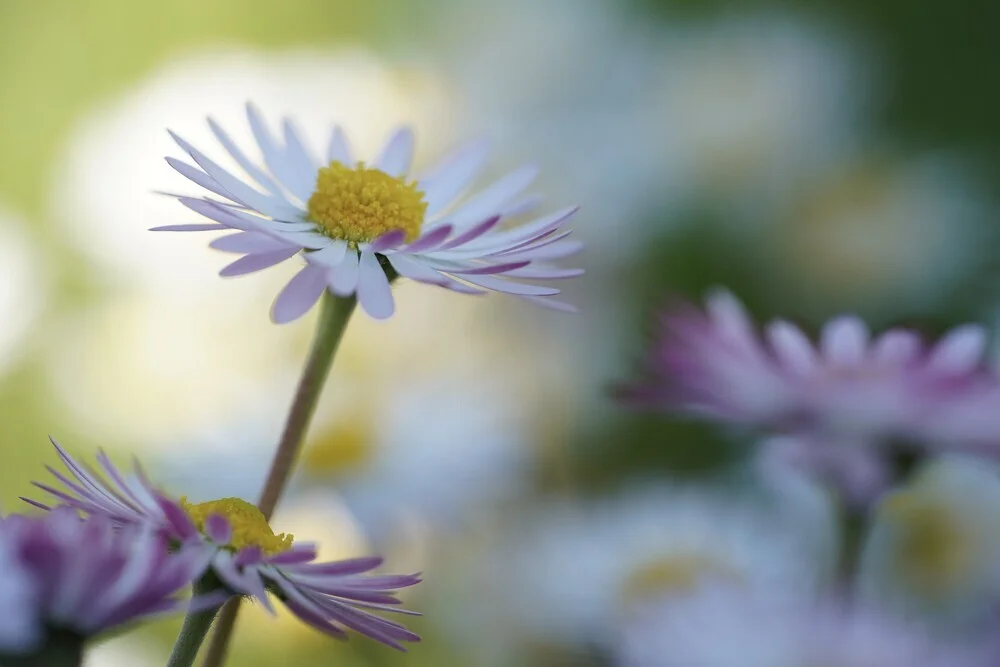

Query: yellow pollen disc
left=306, top=161, right=427, bottom=245
left=181, top=496, right=293, bottom=555
left=620, top=553, right=743, bottom=604
left=882, top=492, right=975, bottom=595
left=302, top=421, right=375, bottom=475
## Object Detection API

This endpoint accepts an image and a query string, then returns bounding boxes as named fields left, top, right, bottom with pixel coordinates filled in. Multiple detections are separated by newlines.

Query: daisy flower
left=476, top=485, right=830, bottom=648
left=619, top=289, right=996, bottom=454
left=858, top=456, right=1000, bottom=629
left=25, top=441, right=422, bottom=651
left=157, top=102, right=581, bottom=321
left=616, top=586, right=992, bottom=667
left=0, top=508, right=209, bottom=660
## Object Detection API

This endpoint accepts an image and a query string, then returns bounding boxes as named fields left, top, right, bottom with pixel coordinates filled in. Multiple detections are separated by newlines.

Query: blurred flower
left=0, top=508, right=206, bottom=660
left=771, top=155, right=992, bottom=317
left=0, top=206, right=47, bottom=376
left=619, top=290, right=1000, bottom=490
left=616, top=586, right=991, bottom=667
left=647, top=13, right=869, bottom=221
left=161, top=102, right=581, bottom=321
left=146, top=285, right=543, bottom=539
left=759, top=435, right=891, bottom=507
left=476, top=486, right=830, bottom=648
left=29, top=443, right=422, bottom=650
left=423, top=2, right=867, bottom=261
left=299, top=371, right=532, bottom=538
left=859, top=456, right=1000, bottom=629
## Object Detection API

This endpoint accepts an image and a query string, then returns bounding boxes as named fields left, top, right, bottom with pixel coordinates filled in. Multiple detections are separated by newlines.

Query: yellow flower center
left=620, top=552, right=742, bottom=604
left=882, top=492, right=977, bottom=595
left=306, top=161, right=427, bottom=245
left=181, top=496, right=293, bottom=555
left=302, top=421, right=375, bottom=475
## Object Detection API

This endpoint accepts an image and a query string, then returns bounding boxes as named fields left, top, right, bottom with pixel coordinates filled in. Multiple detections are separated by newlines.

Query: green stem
left=165, top=602, right=222, bottom=667
left=200, top=291, right=357, bottom=667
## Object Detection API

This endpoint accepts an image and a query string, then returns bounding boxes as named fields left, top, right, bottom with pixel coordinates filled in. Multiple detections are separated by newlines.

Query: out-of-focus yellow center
left=181, top=496, right=293, bottom=555
left=621, top=552, right=742, bottom=604
left=302, top=421, right=375, bottom=475
left=883, top=492, right=974, bottom=595
left=306, top=161, right=427, bottom=245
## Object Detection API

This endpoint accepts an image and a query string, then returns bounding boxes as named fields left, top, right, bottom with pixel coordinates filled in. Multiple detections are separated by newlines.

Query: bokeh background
left=0, top=0, right=998, bottom=665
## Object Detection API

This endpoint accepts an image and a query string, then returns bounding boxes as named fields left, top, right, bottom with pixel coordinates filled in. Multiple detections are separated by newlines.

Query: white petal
left=271, top=264, right=329, bottom=324
left=327, top=126, right=352, bottom=164
left=169, top=130, right=300, bottom=220
left=328, top=251, right=360, bottom=296
left=207, top=116, right=284, bottom=198
left=820, top=317, right=870, bottom=365
left=305, top=240, right=349, bottom=268
left=927, top=325, right=987, bottom=375
left=357, top=251, right=395, bottom=319
left=872, top=330, right=922, bottom=366
left=375, top=127, right=414, bottom=177
left=456, top=273, right=559, bottom=296
left=447, top=166, right=539, bottom=229
left=282, top=118, right=321, bottom=200
left=245, top=103, right=313, bottom=205
left=419, top=137, right=491, bottom=217
left=210, top=231, right=291, bottom=254
left=387, top=254, right=450, bottom=285
left=767, top=321, right=818, bottom=375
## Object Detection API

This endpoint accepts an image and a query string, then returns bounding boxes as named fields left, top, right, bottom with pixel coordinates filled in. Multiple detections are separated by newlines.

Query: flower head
left=27, top=441, right=422, bottom=650
left=156, top=103, right=582, bottom=321
left=859, top=456, right=1000, bottom=625
left=616, top=586, right=992, bottom=667
left=0, top=508, right=207, bottom=659
left=619, top=289, right=996, bottom=450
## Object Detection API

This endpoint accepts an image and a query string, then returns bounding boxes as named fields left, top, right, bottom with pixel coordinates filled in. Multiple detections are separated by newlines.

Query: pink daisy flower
left=25, top=441, right=421, bottom=651
left=620, top=289, right=994, bottom=446
left=0, top=508, right=210, bottom=660
left=156, top=102, right=582, bottom=322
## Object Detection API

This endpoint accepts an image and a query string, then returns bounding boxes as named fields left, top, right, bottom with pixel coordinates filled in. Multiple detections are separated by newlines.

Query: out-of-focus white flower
left=648, top=13, right=868, bottom=220
left=83, top=636, right=161, bottom=667
left=44, top=48, right=454, bottom=446
left=860, top=456, right=1000, bottom=629
left=420, top=2, right=867, bottom=262
left=0, top=206, right=46, bottom=376
left=616, top=586, right=992, bottom=667
left=482, top=486, right=832, bottom=648
left=771, top=155, right=991, bottom=317
left=146, top=286, right=544, bottom=538
left=419, top=0, right=671, bottom=264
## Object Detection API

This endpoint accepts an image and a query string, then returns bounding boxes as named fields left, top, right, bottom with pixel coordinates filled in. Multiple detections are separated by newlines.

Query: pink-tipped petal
left=272, top=264, right=329, bottom=324
left=821, top=317, right=870, bottom=365
left=220, top=247, right=301, bottom=277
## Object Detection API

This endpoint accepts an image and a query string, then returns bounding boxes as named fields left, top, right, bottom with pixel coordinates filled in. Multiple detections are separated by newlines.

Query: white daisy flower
left=483, top=486, right=832, bottom=648
left=44, top=48, right=457, bottom=445
left=616, top=586, right=993, bottom=667
left=859, top=456, right=1000, bottom=630
left=770, top=154, right=991, bottom=317
left=159, top=103, right=581, bottom=322
left=0, top=206, right=46, bottom=376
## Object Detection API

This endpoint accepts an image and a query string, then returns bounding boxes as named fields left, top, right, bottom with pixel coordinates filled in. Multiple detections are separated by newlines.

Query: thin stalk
left=200, top=291, right=357, bottom=667
left=166, top=603, right=221, bottom=667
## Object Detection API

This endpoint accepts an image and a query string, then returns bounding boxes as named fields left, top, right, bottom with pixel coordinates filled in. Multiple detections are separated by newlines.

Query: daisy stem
left=166, top=603, right=221, bottom=667
left=200, top=290, right=357, bottom=667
